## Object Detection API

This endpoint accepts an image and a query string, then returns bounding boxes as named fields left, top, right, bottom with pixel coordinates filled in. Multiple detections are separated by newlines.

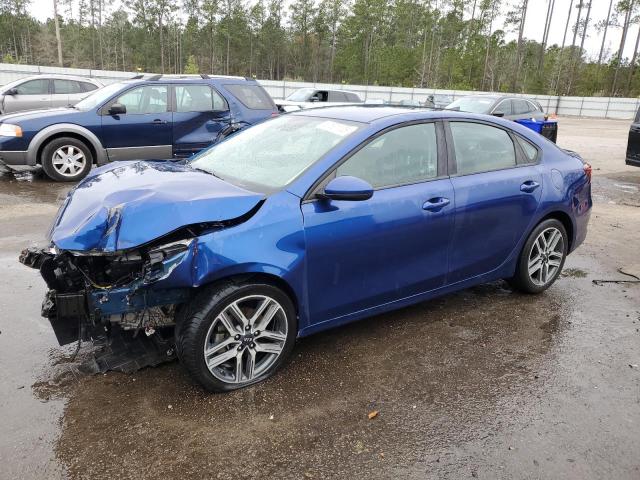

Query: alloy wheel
left=51, top=145, right=87, bottom=178
left=528, top=227, right=564, bottom=286
left=203, top=295, right=288, bottom=384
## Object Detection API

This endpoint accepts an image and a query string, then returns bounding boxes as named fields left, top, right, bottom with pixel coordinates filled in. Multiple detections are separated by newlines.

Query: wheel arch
left=539, top=210, right=575, bottom=252
left=27, top=124, right=107, bottom=166
left=194, top=271, right=301, bottom=322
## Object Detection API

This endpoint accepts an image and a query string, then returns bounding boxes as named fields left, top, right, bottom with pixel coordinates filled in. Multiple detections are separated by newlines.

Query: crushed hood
left=49, top=160, right=265, bottom=252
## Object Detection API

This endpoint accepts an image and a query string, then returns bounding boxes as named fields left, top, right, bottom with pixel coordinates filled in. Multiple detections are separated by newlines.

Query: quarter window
left=115, top=85, right=168, bottom=114
left=53, top=79, right=83, bottom=94
left=450, top=122, right=516, bottom=175
left=175, top=85, right=226, bottom=112
left=336, top=123, right=438, bottom=188
left=516, top=136, right=538, bottom=163
left=15, top=79, right=49, bottom=95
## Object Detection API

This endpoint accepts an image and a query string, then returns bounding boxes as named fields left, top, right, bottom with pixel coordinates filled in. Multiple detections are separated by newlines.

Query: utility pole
left=53, top=0, right=63, bottom=66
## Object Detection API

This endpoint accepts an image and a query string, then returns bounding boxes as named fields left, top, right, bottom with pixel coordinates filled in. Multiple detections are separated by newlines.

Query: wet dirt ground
left=0, top=117, right=639, bottom=479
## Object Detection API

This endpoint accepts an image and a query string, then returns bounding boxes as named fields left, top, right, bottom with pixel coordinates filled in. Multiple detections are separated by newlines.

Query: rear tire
left=41, top=137, right=93, bottom=182
left=509, top=219, right=568, bottom=294
left=176, top=281, right=296, bottom=392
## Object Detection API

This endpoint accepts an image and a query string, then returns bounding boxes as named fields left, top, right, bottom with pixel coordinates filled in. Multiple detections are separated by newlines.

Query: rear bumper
left=626, top=156, right=640, bottom=167
left=0, top=150, right=30, bottom=166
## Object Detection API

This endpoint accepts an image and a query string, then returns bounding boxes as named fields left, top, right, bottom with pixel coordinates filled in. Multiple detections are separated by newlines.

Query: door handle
left=152, top=119, right=167, bottom=124
left=520, top=180, right=540, bottom=193
left=422, top=197, right=450, bottom=211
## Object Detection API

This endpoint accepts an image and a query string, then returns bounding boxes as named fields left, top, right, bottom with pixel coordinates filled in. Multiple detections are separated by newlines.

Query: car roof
left=3, top=74, right=103, bottom=86
left=292, top=105, right=422, bottom=123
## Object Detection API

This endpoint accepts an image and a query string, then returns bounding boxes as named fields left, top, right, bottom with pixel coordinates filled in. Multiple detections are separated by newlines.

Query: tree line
left=2, top=0, right=640, bottom=97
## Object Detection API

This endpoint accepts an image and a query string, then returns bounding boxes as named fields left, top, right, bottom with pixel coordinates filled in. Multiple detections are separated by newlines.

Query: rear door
left=51, top=79, right=85, bottom=108
left=172, top=84, right=231, bottom=158
left=100, top=84, right=173, bottom=161
left=2, top=78, right=51, bottom=112
left=446, top=120, right=543, bottom=283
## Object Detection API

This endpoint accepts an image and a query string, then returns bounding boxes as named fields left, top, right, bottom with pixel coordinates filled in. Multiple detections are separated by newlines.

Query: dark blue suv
left=0, top=74, right=278, bottom=181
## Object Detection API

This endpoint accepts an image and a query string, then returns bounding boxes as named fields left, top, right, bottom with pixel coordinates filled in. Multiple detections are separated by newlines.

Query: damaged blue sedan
left=20, top=106, right=592, bottom=391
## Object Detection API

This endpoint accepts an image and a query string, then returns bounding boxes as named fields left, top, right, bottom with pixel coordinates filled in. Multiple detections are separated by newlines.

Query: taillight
left=271, top=111, right=279, bottom=117
left=583, top=163, right=592, bottom=182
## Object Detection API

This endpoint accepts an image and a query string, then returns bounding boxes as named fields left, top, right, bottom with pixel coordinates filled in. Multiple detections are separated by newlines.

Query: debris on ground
left=368, top=410, right=379, bottom=420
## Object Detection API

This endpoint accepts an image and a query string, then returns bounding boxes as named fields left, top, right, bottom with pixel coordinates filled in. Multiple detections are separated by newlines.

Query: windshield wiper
left=191, top=165, right=221, bottom=180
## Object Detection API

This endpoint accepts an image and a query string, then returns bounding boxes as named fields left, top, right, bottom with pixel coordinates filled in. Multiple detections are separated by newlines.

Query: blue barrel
left=515, top=118, right=544, bottom=134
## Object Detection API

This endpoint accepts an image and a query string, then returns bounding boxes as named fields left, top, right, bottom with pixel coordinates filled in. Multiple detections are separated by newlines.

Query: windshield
left=446, top=97, right=496, bottom=114
left=74, top=82, right=125, bottom=111
left=190, top=115, right=362, bottom=191
left=285, top=88, right=315, bottom=102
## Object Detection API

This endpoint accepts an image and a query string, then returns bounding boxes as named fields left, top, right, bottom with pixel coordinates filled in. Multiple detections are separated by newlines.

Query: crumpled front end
left=19, top=237, right=200, bottom=371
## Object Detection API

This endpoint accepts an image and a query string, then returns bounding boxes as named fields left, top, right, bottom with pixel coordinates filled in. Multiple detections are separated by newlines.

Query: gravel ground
left=0, top=117, right=638, bottom=480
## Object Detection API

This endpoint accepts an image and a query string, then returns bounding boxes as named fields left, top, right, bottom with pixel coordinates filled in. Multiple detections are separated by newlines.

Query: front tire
left=176, top=282, right=297, bottom=392
left=510, top=219, right=568, bottom=294
left=41, top=137, right=93, bottom=182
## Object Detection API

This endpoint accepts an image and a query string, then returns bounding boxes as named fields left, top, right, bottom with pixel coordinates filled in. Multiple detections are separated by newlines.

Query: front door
left=446, top=120, right=543, bottom=283
left=2, top=78, right=51, bottom=113
left=302, top=122, right=454, bottom=323
left=172, top=84, right=231, bottom=158
left=101, top=84, right=173, bottom=161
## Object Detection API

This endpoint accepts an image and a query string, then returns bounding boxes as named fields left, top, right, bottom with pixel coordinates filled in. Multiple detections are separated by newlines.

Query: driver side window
left=336, top=123, right=438, bottom=188
left=115, top=85, right=168, bottom=114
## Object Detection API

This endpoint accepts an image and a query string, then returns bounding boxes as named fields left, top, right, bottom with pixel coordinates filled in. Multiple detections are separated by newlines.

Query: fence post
left=282, top=80, right=286, bottom=100
left=604, top=97, right=611, bottom=119
left=579, top=97, right=585, bottom=117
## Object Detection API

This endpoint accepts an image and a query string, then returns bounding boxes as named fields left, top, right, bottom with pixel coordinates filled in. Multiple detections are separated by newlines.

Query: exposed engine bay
left=19, top=238, right=197, bottom=372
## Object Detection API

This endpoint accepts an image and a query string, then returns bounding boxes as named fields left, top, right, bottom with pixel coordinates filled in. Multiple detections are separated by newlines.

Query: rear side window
left=224, top=84, right=274, bottom=110
left=336, top=123, right=438, bottom=188
left=175, top=85, right=227, bottom=112
left=346, top=93, right=361, bottom=102
left=15, top=79, right=49, bottom=95
left=53, top=79, right=83, bottom=94
left=450, top=122, right=516, bottom=175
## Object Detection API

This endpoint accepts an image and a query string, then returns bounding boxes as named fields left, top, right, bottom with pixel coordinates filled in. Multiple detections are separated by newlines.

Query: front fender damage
left=19, top=238, right=199, bottom=373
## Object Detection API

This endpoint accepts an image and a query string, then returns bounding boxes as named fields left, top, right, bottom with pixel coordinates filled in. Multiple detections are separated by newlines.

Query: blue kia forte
left=20, top=106, right=592, bottom=391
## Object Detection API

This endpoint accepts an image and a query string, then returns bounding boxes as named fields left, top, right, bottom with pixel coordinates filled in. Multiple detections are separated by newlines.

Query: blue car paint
left=0, top=78, right=276, bottom=166
left=50, top=160, right=265, bottom=251
left=45, top=107, right=592, bottom=338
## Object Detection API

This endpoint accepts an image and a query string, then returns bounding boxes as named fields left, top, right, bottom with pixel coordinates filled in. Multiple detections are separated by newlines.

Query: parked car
left=425, top=94, right=454, bottom=108
left=276, top=88, right=362, bottom=111
left=626, top=106, right=640, bottom=167
left=0, top=74, right=277, bottom=181
left=446, top=95, right=546, bottom=120
left=0, top=74, right=103, bottom=114
left=20, top=106, right=592, bottom=391
left=446, top=95, right=557, bottom=142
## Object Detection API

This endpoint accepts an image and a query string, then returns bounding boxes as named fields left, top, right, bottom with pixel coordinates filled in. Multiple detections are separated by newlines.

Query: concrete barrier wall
left=1, top=63, right=638, bottom=120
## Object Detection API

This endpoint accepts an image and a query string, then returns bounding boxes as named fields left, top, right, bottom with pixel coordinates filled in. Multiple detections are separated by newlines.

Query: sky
left=26, top=0, right=638, bottom=62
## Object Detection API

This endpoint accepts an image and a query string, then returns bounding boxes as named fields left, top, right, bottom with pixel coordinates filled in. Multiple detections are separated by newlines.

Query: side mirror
left=108, top=103, right=126, bottom=115
left=5, top=88, right=18, bottom=96
left=492, top=111, right=505, bottom=117
left=320, top=176, right=374, bottom=201
left=309, top=96, right=320, bottom=103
